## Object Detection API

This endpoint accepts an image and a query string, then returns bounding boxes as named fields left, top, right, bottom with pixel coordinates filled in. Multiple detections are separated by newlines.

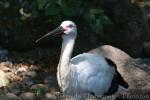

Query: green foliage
left=0, top=0, right=48, bottom=50
left=37, top=0, right=47, bottom=9
left=37, top=0, right=112, bottom=33
left=86, top=9, right=112, bottom=33
left=36, top=87, right=47, bottom=96
left=0, top=0, right=112, bottom=50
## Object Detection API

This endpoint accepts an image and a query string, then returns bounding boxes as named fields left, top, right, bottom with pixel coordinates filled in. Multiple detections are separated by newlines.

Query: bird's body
left=36, top=21, right=128, bottom=99
left=61, top=53, right=115, bottom=95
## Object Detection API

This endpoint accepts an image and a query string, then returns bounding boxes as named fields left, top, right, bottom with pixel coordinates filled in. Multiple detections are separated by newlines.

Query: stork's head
left=36, top=20, right=77, bottom=43
left=60, top=21, right=77, bottom=35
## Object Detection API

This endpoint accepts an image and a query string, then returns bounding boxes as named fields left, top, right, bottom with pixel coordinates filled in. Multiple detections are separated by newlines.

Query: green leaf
left=37, top=0, right=47, bottom=9
left=90, top=9, right=104, bottom=19
left=45, top=5, right=60, bottom=16
left=62, top=7, right=75, bottom=17
left=100, top=15, right=112, bottom=26
left=36, top=87, right=47, bottom=96
left=46, top=15, right=63, bottom=26
left=85, top=8, right=112, bottom=33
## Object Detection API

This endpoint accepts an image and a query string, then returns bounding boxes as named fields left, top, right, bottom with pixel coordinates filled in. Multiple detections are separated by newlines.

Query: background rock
left=8, top=82, right=25, bottom=95
left=0, top=70, right=9, bottom=87
left=19, top=92, right=35, bottom=100
left=6, top=93, right=21, bottom=100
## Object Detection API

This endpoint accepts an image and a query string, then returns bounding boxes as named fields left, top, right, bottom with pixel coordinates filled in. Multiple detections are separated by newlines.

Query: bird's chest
left=62, top=67, right=87, bottom=95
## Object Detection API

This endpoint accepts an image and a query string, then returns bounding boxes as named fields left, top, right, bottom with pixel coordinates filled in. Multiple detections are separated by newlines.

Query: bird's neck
left=59, top=37, right=75, bottom=68
left=57, top=36, right=76, bottom=91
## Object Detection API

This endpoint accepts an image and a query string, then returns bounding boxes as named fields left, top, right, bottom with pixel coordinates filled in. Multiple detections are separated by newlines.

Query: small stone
left=0, top=94, right=9, bottom=100
left=20, top=92, right=35, bottom=100
left=44, top=75, right=58, bottom=85
left=0, top=66, right=10, bottom=72
left=17, top=66, right=27, bottom=72
left=22, top=78, right=34, bottom=86
left=26, top=71, right=37, bottom=78
left=0, top=70, right=9, bottom=87
left=0, top=86, right=8, bottom=94
left=45, top=92, right=55, bottom=99
left=0, top=61, right=13, bottom=68
left=31, top=84, right=49, bottom=91
left=6, top=93, right=21, bottom=100
left=8, top=82, right=25, bottom=95
left=44, top=75, right=59, bottom=91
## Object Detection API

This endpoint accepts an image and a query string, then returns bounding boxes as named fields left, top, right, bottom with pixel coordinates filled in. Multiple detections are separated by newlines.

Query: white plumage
left=71, top=53, right=115, bottom=95
left=56, top=21, right=116, bottom=97
left=36, top=21, right=127, bottom=99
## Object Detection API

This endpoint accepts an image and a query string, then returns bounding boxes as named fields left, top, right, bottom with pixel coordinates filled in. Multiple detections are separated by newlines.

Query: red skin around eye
left=65, top=25, right=73, bottom=28
left=64, top=25, right=73, bottom=31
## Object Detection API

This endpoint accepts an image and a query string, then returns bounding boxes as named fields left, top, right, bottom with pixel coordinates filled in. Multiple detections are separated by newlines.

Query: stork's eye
left=66, top=24, right=73, bottom=28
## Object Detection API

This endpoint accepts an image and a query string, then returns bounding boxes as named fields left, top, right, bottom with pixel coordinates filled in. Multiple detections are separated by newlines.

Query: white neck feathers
left=57, top=36, right=75, bottom=91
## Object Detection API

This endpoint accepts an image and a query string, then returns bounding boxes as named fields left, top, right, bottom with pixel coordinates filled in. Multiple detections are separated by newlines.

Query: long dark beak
left=36, top=26, right=64, bottom=43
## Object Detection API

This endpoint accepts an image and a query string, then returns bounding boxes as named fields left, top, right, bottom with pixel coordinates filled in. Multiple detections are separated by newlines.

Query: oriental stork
left=36, top=21, right=128, bottom=99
